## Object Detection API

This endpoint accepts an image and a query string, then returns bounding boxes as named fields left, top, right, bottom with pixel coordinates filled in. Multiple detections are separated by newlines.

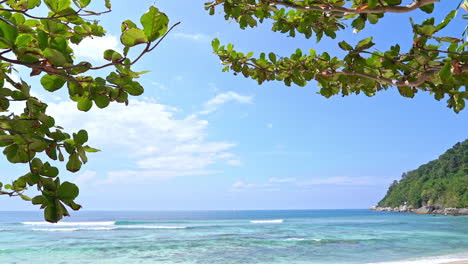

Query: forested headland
left=377, top=139, right=468, bottom=212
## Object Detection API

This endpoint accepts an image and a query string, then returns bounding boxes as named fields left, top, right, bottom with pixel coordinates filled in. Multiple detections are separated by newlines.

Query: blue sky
left=1, top=0, right=467, bottom=211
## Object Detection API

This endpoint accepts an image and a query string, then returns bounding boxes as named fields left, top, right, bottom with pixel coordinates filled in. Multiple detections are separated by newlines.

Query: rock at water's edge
left=370, top=206, right=468, bottom=216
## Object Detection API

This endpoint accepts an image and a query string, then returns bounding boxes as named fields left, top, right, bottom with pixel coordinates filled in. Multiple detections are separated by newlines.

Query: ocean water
left=0, top=210, right=467, bottom=264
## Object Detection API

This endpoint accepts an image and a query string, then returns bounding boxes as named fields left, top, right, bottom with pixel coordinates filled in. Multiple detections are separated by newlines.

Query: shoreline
left=371, top=206, right=468, bottom=216
left=370, top=252, right=468, bottom=264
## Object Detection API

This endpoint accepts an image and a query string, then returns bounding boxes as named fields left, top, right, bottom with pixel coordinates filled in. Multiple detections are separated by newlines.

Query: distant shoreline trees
left=378, top=139, right=468, bottom=208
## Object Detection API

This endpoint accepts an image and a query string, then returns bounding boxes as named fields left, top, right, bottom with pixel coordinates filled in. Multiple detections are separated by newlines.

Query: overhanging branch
left=263, top=0, right=440, bottom=15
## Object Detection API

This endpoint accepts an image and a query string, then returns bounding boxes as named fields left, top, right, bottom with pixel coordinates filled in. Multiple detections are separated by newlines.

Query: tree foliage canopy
left=378, top=139, right=468, bottom=208
left=206, top=0, right=468, bottom=112
left=0, top=0, right=175, bottom=222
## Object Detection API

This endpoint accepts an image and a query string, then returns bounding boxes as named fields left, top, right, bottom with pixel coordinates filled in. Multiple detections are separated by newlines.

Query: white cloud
left=231, top=181, right=277, bottom=192
left=172, top=32, right=210, bottom=42
left=71, top=35, right=120, bottom=62
left=267, top=123, right=273, bottom=129
left=226, top=159, right=243, bottom=166
left=269, top=177, right=296, bottom=183
left=151, top=81, right=168, bottom=90
left=298, top=176, right=389, bottom=186
left=231, top=175, right=387, bottom=193
left=98, top=170, right=219, bottom=185
left=73, top=170, right=98, bottom=186
left=200, top=91, right=253, bottom=115
left=46, top=98, right=240, bottom=183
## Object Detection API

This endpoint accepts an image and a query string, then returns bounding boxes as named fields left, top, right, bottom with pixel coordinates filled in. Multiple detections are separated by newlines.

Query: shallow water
left=0, top=210, right=467, bottom=263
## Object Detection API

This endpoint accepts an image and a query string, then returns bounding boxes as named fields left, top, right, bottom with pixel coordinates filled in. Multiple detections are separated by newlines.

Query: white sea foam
left=284, top=238, right=322, bottom=242
left=250, top=219, right=284, bottom=224
left=32, top=227, right=116, bottom=232
left=30, top=225, right=186, bottom=231
left=22, top=221, right=116, bottom=226
left=121, top=225, right=187, bottom=229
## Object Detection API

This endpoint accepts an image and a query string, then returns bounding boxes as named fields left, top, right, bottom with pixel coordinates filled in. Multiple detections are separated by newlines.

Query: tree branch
left=263, top=0, right=440, bottom=15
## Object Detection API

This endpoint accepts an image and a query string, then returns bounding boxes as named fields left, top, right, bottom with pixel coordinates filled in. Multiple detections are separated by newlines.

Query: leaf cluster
left=0, top=0, right=173, bottom=222
left=206, top=0, right=468, bottom=112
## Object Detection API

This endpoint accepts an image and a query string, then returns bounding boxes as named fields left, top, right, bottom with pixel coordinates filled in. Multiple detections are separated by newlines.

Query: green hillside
left=378, top=139, right=468, bottom=208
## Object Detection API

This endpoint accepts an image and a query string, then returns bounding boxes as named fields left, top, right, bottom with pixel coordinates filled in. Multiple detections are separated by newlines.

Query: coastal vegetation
left=378, top=139, right=468, bottom=209
left=207, top=0, right=468, bottom=112
left=0, top=0, right=175, bottom=222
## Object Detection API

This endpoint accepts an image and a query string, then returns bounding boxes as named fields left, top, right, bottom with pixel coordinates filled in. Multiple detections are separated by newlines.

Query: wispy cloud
left=151, top=81, right=168, bottom=90
left=73, top=170, right=98, bottom=186
left=98, top=170, right=219, bottom=185
left=231, top=181, right=278, bottom=192
left=200, top=91, right=253, bottom=115
left=71, top=35, right=121, bottom=62
left=231, top=175, right=389, bottom=193
left=172, top=32, right=211, bottom=42
left=298, top=176, right=391, bottom=186
left=269, top=177, right=296, bottom=183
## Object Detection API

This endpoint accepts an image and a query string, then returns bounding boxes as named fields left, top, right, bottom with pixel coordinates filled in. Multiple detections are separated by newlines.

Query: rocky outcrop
left=370, top=205, right=468, bottom=216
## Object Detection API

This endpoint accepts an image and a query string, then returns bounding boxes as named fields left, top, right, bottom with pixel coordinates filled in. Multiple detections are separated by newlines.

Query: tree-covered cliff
left=378, top=139, right=468, bottom=208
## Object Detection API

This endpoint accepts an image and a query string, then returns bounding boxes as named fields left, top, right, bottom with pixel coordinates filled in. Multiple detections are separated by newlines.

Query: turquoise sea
left=0, top=210, right=467, bottom=264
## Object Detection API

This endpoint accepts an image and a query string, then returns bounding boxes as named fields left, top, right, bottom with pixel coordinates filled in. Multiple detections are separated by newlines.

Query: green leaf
left=419, top=3, right=434, bottom=14
left=367, top=14, right=379, bottom=24
left=384, top=0, right=401, bottom=5
left=19, top=0, right=41, bottom=9
left=338, top=41, right=353, bottom=51
left=31, top=158, right=43, bottom=172
left=0, top=98, right=10, bottom=111
left=0, top=20, right=19, bottom=48
left=76, top=145, right=87, bottom=163
left=74, top=130, right=88, bottom=145
left=41, top=74, right=66, bottom=92
left=40, top=163, right=59, bottom=178
left=103, top=49, right=119, bottom=61
left=44, top=204, right=60, bottom=223
left=83, top=146, right=100, bottom=152
left=356, top=37, right=375, bottom=50
left=268, top=52, right=277, bottom=63
left=15, top=34, right=32, bottom=47
left=140, top=6, right=168, bottom=42
left=29, top=138, right=49, bottom=152
left=94, top=94, right=110, bottom=108
left=72, top=0, right=91, bottom=8
left=398, top=86, right=416, bottom=98
left=77, top=97, right=93, bottom=111
left=44, top=48, right=68, bottom=66
left=63, top=199, right=82, bottom=210
left=20, top=194, right=32, bottom=201
left=32, top=195, right=46, bottom=205
left=436, top=10, right=457, bottom=31
left=44, top=0, right=71, bottom=12
left=123, top=82, right=144, bottom=96
left=38, top=113, right=55, bottom=127
left=57, top=182, right=79, bottom=200
left=368, top=0, right=378, bottom=8
left=212, top=38, right=220, bottom=51
left=120, top=28, right=148, bottom=47
left=351, top=17, right=366, bottom=31
left=66, top=153, right=82, bottom=172
left=439, top=60, right=453, bottom=82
